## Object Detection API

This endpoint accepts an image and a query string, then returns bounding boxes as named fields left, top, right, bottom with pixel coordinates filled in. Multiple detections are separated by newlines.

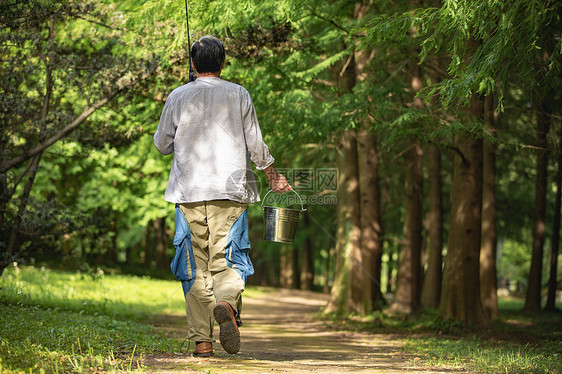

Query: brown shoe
left=193, top=341, right=213, bottom=357
left=213, top=301, right=240, bottom=354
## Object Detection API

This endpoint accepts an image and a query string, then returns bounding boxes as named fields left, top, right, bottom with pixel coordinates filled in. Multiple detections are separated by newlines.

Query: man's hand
left=264, top=165, right=292, bottom=193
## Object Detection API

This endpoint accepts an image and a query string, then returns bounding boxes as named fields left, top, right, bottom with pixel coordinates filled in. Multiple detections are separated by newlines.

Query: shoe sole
left=213, top=303, right=240, bottom=354
left=193, top=352, right=213, bottom=358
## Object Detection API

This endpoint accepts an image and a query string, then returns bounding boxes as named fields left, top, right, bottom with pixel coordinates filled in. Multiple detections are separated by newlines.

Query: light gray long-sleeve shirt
left=154, top=77, right=274, bottom=204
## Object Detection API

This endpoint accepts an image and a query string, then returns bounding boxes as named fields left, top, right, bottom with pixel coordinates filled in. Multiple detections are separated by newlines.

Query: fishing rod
left=184, top=0, right=195, bottom=82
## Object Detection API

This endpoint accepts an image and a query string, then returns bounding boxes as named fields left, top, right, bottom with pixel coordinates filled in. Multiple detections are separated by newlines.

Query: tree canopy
left=1, top=0, right=561, bottom=322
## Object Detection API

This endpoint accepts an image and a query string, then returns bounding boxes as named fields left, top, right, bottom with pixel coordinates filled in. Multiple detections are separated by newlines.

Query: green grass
left=2, top=263, right=560, bottom=374
left=0, top=263, right=187, bottom=373
left=0, top=264, right=184, bottom=319
left=404, top=335, right=562, bottom=374
left=320, top=300, right=562, bottom=374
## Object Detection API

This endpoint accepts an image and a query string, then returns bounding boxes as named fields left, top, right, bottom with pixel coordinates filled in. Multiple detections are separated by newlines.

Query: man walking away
left=154, top=35, right=291, bottom=357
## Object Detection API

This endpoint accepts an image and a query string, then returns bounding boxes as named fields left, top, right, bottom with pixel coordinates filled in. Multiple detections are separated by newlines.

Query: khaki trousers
left=178, top=201, right=250, bottom=342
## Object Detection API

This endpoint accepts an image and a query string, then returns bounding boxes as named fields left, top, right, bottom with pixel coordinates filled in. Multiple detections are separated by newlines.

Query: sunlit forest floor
left=0, top=264, right=560, bottom=373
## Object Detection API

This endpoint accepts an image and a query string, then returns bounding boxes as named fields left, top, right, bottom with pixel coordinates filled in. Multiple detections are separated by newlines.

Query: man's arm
left=264, top=165, right=292, bottom=193
left=154, top=96, right=176, bottom=155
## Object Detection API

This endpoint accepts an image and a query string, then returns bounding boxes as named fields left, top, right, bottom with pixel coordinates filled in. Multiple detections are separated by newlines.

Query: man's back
left=154, top=77, right=274, bottom=204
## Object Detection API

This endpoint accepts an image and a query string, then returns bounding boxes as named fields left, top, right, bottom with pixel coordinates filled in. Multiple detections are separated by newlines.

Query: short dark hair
left=191, top=35, right=225, bottom=73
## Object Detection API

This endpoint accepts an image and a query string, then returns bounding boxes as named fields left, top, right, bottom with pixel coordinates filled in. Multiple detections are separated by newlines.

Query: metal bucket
left=262, top=190, right=306, bottom=244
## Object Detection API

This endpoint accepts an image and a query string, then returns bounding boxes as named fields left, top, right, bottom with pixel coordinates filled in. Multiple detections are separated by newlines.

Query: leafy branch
left=0, top=70, right=155, bottom=174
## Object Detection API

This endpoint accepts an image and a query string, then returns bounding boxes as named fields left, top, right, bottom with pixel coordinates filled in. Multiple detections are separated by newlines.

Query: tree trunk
left=353, top=1, right=382, bottom=311
left=153, top=217, right=168, bottom=270
left=300, top=214, right=314, bottom=290
left=4, top=153, right=43, bottom=266
left=439, top=95, right=488, bottom=326
left=143, top=219, right=154, bottom=266
left=280, top=245, right=289, bottom=288
left=524, top=99, right=550, bottom=312
left=357, top=129, right=385, bottom=309
left=391, top=142, right=423, bottom=314
left=390, top=56, right=424, bottom=314
left=480, top=95, right=498, bottom=319
left=291, top=245, right=300, bottom=289
left=326, top=40, right=363, bottom=313
left=325, top=142, right=352, bottom=313
left=323, top=245, right=333, bottom=294
left=325, top=130, right=363, bottom=313
left=280, top=245, right=299, bottom=288
left=421, top=144, right=443, bottom=309
left=386, top=250, right=394, bottom=294
left=345, top=129, right=366, bottom=313
left=0, top=172, right=7, bottom=230
left=545, top=126, right=562, bottom=311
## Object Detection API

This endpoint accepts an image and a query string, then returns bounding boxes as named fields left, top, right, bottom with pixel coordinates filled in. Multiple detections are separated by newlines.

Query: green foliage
left=1, top=0, right=560, bottom=310
left=361, top=0, right=562, bottom=109
left=0, top=0, right=163, bottom=272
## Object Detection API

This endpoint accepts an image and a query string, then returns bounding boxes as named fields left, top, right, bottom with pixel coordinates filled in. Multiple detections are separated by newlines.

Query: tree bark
left=421, top=144, right=443, bottom=309
left=439, top=94, right=488, bottom=326
left=153, top=217, right=168, bottom=271
left=326, top=37, right=363, bottom=313
left=0, top=173, right=8, bottom=229
left=524, top=98, right=550, bottom=312
left=280, top=245, right=300, bottom=288
left=480, top=95, right=498, bottom=319
left=391, top=142, right=423, bottom=314
left=345, top=129, right=366, bottom=313
left=390, top=56, right=424, bottom=314
left=353, top=1, right=382, bottom=311
left=143, top=219, right=154, bottom=267
left=4, top=153, right=43, bottom=268
left=280, top=245, right=288, bottom=288
left=325, top=131, right=362, bottom=313
left=325, top=143, right=351, bottom=313
left=300, top=214, right=314, bottom=290
left=291, top=245, right=300, bottom=289
left=545, top=126, right=562, bottom=311
left=386, top=251, right=394, bottom=294
left=357, top=129, right=385, bottom=309
left=324, top=245, right=333, bottom=294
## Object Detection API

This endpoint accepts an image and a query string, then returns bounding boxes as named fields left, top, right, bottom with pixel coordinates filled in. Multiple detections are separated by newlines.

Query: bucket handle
left=261, top=189, right=306, bottom=212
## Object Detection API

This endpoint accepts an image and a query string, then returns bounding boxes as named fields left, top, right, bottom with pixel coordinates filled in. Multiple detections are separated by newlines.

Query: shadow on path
left=146, top=288, right=469, bottom=374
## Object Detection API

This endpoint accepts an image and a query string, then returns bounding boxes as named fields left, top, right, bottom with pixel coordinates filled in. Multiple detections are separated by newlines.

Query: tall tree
left=480, top=96, right=498, bottom=319
left=323, top=46, right=364, bottom=312
left=300, top=214, right=315, bottom=290
left=358, top=130, right=385, bottom=308
left=363, top=0, right=561, bottom=323
left=524, top=97, right=551, bottom=311
left=421, top=144, right=443, bottom=309
left=325, top=140, right=353, bottom=313
left=280, top=245, right=299, bottom=288
left=390, top=53, right=424, bottom=314
left=525, top=30, right=557, bottom=311
left=392, top=144, right=424, bottom=314
left=343, top=129, right=367, bottom=313
left=545, top=125, right=562, bottom=311
left=355, top=1, right=384, bottom=310
left=440, top=95, right=488, bottom=325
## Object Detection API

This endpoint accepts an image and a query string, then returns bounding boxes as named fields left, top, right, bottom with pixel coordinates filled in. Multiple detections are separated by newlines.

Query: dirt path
left=146, top=288, right=466, bottom=374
